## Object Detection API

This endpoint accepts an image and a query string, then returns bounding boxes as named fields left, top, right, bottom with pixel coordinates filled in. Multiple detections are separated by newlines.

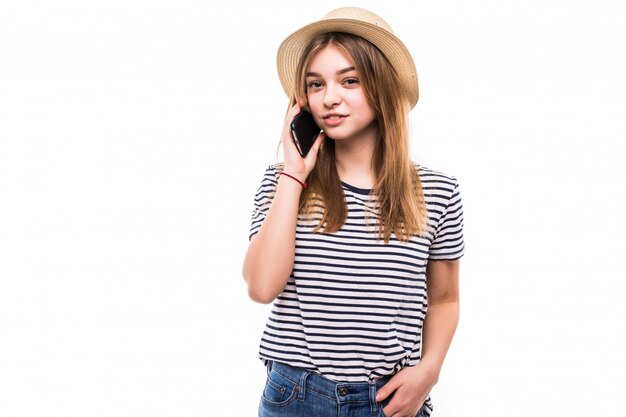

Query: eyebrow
left=306, top=66, right=356, bottom=77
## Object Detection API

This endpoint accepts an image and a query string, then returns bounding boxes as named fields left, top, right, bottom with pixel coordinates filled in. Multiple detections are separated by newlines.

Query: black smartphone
left=290, top=109, right=321, bottom=158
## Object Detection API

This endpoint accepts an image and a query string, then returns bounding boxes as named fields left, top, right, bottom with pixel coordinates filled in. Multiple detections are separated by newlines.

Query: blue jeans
left=258, top=361, right=426, bottom=417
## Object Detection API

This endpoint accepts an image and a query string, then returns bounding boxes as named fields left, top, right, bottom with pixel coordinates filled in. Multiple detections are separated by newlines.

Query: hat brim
left=277, top=18, right=419, bottom=109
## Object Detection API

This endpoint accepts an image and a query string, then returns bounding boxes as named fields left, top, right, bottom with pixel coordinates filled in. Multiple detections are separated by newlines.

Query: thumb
left=311, top=131, right=325, bottom=153
left=376, top=378, right=399, bottom=402
left=304, top=131, right=326, bottom=163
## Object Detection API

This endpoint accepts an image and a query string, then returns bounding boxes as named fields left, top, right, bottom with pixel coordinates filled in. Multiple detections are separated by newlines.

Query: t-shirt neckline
left=340, top=181, right=372, bottom=195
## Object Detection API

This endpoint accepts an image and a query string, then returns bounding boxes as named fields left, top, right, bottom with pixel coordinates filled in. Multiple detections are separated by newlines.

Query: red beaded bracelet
left=279, top=171, right=307, bottom=189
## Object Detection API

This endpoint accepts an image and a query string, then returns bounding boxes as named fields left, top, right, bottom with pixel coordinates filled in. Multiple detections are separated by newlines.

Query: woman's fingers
left=304, top=131, right=325, bottom=165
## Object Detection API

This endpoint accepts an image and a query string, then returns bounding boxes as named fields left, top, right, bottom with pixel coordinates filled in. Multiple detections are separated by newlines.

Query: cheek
left=306, top=92, right=319, bottom=105
left=347, top=92, right=371, bottom=111
left=352, top=100, right=375, bottom=121
left=307, top=95, right=323, bottom=113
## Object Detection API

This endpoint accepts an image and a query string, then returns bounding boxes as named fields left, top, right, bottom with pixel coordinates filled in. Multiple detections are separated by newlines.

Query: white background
left=1, top=0, right=625, bottom=416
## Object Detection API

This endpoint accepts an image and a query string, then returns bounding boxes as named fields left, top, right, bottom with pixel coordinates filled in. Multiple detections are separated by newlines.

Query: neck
left=334, top=125, right=377, bottom=188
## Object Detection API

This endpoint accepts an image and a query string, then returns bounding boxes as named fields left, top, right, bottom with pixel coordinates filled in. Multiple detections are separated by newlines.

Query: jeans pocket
left=379, top=401, right=424, bottom=417
left=261, top=369, right=299, bottom=407
left=378, top=395, right=392, bottom=417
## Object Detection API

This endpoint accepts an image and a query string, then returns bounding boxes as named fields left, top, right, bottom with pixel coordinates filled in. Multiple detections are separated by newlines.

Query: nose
left=323, top=83, right=341, bottom=108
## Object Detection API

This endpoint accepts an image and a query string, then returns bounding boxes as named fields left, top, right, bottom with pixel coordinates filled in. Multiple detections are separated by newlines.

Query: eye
left=343, top=78, right=359, bottom=86
left=307, top=81, right=323, bottom=89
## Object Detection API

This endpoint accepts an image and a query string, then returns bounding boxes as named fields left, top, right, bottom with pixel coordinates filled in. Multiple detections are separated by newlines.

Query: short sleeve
left=248, top=164, right=280, bottom=241
left=428, top=179, right=465, bottom=260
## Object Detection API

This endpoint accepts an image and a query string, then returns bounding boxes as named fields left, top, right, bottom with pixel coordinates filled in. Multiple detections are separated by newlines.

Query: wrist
left=279, top=171, right=307, bottom=189
left=418, top=357, right=442, bottom=382
left=278, top=172, right=306, bottom=192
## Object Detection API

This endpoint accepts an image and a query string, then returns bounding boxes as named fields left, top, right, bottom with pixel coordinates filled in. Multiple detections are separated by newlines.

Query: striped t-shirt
left=248, top=163, right=465, bottom=413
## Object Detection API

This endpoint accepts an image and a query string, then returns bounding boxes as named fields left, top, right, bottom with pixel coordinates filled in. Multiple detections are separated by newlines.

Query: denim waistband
left=268, top=361, right=391, bottom=412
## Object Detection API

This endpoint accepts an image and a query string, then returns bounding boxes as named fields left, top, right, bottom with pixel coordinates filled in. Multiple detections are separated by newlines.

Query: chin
left=322, top=129, right=350, bottom=141
left=327, top=132, right=366, bottom=142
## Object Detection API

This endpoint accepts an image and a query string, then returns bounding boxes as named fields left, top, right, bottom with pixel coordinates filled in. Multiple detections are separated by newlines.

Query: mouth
left=322, top=113, right=348, bottom=126
left=323, top=113, right=347, bottom=120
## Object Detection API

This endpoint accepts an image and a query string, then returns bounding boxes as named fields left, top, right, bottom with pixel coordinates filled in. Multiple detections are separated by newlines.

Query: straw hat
left=276, top=7, right=419, bottom=109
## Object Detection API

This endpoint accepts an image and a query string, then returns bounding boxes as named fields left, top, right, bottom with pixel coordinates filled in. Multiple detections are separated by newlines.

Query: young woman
left=242, top=7, right=465, bottom=417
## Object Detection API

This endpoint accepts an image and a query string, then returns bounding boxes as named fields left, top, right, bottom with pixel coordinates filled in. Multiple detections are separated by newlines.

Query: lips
left=322, top=113, right=347, bottom=127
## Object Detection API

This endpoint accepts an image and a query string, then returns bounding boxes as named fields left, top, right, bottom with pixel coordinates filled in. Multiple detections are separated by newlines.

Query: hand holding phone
left=290, top=109, right=321, bottom=158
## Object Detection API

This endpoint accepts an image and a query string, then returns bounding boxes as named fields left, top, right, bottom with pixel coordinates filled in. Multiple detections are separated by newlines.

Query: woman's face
left=305, top=45, right=377, bottom=143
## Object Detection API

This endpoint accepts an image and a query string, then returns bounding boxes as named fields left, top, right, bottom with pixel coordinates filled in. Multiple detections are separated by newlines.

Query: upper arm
left=426, top=259, right=460, bottom=304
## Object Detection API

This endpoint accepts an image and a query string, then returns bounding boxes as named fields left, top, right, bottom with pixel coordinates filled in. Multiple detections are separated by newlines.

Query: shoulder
left=414, top=162, right=459, bottom=190
left=259, top=162, right=284, bottom=182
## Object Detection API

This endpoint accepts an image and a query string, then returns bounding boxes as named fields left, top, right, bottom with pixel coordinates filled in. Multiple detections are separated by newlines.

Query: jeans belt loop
left=297, top=369, right=309, bottom=401
left=369, top=380, right=378, bottom=415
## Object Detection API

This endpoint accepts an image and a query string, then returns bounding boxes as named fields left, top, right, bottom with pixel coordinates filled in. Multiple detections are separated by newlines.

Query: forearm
left=242, top=175, right=303, bottom=304
left=420, top=301, right=460, bottom=380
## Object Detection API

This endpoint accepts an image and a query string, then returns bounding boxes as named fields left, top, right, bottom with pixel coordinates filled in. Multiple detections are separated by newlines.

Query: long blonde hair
left=279, top=32, right=428, bottom=244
